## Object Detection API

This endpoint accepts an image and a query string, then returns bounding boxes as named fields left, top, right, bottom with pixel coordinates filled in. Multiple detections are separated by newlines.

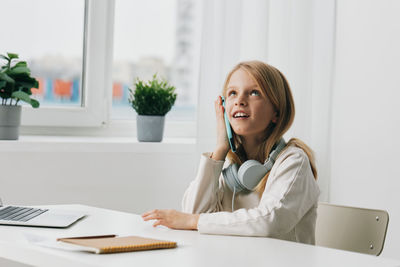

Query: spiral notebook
left=57, top=235, right=177, bottom=254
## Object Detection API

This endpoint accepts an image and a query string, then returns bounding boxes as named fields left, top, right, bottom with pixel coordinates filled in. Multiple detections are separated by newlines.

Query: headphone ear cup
left=238, top=160, right=268, bottom=190
left=222, top=164, right=246, bottom=193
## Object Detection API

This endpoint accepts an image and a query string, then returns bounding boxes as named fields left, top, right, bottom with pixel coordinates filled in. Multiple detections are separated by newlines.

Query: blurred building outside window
left=112, top=0, right=199, bottom=122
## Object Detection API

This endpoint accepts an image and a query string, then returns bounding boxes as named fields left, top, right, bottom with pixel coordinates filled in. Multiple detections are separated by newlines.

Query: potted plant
left=0, top=52, right=40, bottom=140
left=129, top=74, right=177, bottom=142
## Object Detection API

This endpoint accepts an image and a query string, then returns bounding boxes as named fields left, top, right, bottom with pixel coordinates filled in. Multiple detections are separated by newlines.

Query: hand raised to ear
left=213, top=96, right=230, bottom=161
left=142, top=209, right=199, bottom=230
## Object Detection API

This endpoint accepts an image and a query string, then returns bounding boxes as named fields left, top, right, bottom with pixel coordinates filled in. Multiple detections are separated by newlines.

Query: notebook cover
left=58, top=235, right=177, bottom=254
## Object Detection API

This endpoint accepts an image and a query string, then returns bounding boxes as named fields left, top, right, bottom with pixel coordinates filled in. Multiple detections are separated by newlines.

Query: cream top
left=182, top=145, right=320, bottom=244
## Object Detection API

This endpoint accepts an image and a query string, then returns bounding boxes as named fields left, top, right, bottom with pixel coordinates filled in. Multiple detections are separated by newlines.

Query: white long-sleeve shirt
left=182, top=145, right=320, bottom=244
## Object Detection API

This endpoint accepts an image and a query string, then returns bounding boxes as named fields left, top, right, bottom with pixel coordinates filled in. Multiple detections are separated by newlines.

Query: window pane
left=112, top=0, right=198, bottom=121
left=0, top=0, right=85, bottom=107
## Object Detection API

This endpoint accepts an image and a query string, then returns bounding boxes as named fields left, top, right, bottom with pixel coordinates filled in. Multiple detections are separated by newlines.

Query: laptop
left=0, top=199, right=86, bottom=228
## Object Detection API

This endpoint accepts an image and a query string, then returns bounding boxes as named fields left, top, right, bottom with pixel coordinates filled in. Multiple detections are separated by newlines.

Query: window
left=0, top=0, right=85, bottom=108
left=112, top=0, right=199, bottom=122
left=1, top=0, right=200, bottom=134
left=1, top=0, right=112, bottom=128
left=0, top=0, right=98, bottom=126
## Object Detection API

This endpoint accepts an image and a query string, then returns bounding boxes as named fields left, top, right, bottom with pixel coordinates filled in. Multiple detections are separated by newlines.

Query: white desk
left=0, top=204, right=399, bottom=267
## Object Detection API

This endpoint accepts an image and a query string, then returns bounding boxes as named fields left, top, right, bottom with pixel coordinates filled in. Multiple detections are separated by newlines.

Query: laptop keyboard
left=0, top=206, right=48, bottom=222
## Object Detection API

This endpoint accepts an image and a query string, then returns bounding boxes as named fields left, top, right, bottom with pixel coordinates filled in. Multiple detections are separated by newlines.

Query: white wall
left=0, top=139, right=197, bottom=214
left=330, top=0, right=400, bottom=259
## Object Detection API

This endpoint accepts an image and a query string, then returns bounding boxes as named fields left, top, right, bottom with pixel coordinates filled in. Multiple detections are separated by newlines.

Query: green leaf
left=0, top=80, right=6, bottom=88
left=0, top=72, right=15, bottom=83
left=10, top=66, right=30, bottom=75
left=15, top=80, right=37, bottom=89
left=12, top=90, right=30, bottom=102
left=30, top=98, right=40, bottom=108
left=33, top=79, right=39, bottom=88
left=11, top=91, right=33, bottom=107
left=11, top=91, right=39, bottom=108
left=14, top=61, right=27, bottom=67
left=13, top=74, right=38, bottom=89
left=7, top=53, right=18, bottom=60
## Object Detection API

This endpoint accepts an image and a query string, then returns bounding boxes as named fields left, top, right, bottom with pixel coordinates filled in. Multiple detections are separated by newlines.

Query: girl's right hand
left=212, top=96, right=230, bottom=161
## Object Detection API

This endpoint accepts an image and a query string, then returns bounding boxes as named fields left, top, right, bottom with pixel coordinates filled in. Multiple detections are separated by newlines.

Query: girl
left=142, top=61, right=320, bottom=244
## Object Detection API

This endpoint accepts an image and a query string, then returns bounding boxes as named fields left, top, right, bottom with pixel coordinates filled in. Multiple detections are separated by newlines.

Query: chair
left=315, top=202, right=389, bottom=256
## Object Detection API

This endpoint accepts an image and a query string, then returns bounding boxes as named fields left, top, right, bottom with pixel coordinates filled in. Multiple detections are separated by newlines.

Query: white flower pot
left=0, top=105, right=21, bottom=140
left=136, top=115, right=165, bottom=142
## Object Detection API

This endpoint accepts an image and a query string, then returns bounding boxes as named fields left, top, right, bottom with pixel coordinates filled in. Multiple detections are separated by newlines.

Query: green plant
left=0, top=52, right=40, bottom=108
left=129, top=74, right=177, bottom=116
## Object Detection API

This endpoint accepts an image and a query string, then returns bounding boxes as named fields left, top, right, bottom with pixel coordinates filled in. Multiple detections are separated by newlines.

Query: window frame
left=19, top=0, right=199, bottom=138
left=21, top=0, right=114, bottom=127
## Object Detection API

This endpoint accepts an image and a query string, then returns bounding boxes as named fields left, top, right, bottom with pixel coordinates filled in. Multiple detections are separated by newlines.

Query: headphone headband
left=222, top=138, right=287, bottom=194
left=264, top=138, right=286, bottom=171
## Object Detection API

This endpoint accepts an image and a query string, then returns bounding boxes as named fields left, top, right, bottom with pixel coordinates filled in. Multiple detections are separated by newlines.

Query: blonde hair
left=222, top=61, right=317, bottom=197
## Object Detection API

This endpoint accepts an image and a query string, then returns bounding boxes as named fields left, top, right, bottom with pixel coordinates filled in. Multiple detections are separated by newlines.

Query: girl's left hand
left=141, top=209, right=199, bottom=230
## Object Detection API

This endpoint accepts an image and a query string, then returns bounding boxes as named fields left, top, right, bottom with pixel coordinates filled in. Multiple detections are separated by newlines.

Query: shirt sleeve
left=181, top=152, right=225, bottom=214
left=196, top=148, right=320, bottom=237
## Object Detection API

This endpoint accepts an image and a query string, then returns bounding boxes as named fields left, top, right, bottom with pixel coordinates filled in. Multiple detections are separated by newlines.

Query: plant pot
left=136, top=115, right=165, bottom=142
left=0, top=105, right=21, bottom=140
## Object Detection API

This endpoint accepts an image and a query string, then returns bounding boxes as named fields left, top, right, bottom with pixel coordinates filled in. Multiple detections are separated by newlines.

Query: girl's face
left=225, top=68, right=277, bottom=141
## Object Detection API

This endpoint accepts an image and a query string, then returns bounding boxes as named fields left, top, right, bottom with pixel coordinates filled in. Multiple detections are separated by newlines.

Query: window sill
left=0, top=136, right=196, bottom=153
left=19, top=120, right=197, bottom=139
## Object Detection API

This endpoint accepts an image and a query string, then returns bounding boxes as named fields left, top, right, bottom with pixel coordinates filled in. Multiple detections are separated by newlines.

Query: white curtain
left=195, top=0, right=336, bottom=201
left=195, top=0, right=270, bottom=154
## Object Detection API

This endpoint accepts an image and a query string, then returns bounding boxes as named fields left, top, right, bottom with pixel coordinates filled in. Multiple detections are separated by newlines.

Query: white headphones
left=222, top=138, right=286, bottom=193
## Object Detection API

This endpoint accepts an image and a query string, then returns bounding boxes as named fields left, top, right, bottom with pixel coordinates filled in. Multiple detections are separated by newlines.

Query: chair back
left=316, top=202, right=389, bottom=256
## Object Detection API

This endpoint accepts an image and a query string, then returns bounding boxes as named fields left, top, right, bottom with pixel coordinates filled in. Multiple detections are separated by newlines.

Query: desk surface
left=0, top=204, right=399, bottom=267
